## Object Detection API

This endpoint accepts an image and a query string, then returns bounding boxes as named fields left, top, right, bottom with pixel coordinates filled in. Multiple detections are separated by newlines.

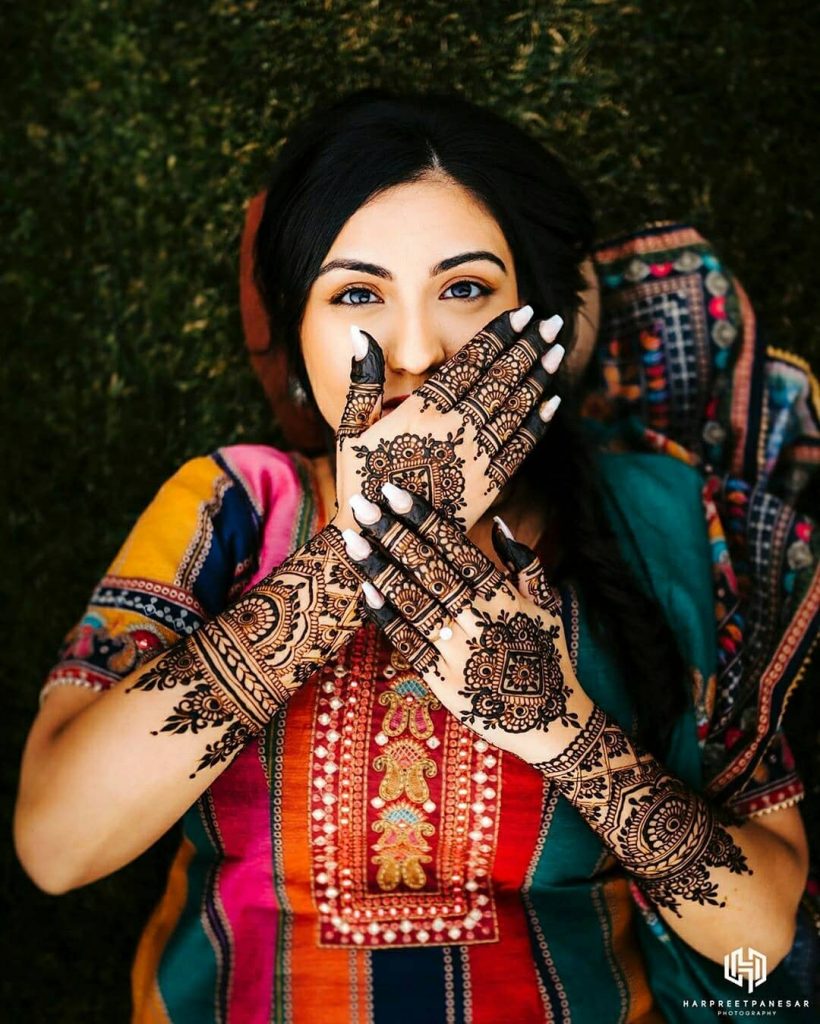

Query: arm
left=346, top=488, right=810, bottom=971
left=531, top=703, right=808, bottom=968
left=15, top=306, right=561, bottom=894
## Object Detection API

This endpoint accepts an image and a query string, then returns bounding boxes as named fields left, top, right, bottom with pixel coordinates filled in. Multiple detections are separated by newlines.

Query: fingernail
left=538, top=314, right=563, bottom=344
left=380, top=482, right=414, bottom=513
left=350, top=324, right=369, bottom=361
left=349, top=493, right=382, bottom=525
left=342, top=528, right=372, bottom=560
left=492, top=515, right=515, bottom=540
left=509, top=304, right=534, bottom=333
left=538, top=394, right=562, bottom=422
left=362, top=581, right=385, bottom=609
left=541, top=343, right=565, bottom=374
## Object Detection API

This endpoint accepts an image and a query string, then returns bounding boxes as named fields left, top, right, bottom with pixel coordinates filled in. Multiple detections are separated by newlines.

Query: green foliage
left=3, top=1, right=817, bottom=1017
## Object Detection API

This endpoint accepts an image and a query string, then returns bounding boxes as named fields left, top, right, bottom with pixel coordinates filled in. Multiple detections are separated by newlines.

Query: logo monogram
left=724, top=947, right=767, bottom=992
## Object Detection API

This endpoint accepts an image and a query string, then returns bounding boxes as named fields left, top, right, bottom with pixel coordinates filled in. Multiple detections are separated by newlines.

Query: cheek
left=300, top=314, right=352, bottom=428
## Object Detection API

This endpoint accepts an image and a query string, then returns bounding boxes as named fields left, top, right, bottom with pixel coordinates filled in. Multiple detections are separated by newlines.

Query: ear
left=336, top=326, right=385, bottom=447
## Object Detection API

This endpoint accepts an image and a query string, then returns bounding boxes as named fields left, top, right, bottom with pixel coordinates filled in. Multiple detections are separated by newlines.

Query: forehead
left=326, top=176, right=512, bottom=263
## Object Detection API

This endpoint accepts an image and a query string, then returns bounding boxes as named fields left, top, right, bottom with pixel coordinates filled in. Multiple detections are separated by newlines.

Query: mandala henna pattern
left=352, top=429, right=467, bottom=526
left=533, top=708, right=753, bottom=917
left=459, top=610, right=579, bottom=733
left=125, top=525, right=365, bottom=777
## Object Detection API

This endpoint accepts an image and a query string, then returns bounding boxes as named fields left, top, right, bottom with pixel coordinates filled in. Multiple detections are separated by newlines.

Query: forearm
left=532, top=705, right=806, bottom=968
left=15, top=524, right=362, bottom=893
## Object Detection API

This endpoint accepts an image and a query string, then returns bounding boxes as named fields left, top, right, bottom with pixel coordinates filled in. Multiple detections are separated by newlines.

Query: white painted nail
left=362, top=581, right=385, bottom=609
left=342, top=528, right=372, bottom=560
left=538, top=394, right=562, bottom=422
left=380, top=482, right=414, bottom=513
left=541, top=343, right=565, bottom=375
left=509, top=304, right=534, bottom=333
left=538, top=314, right=563, bottom=344
left=492, top=515, right=515, bottom=540
left=350, top=324, right=369, bottom=361
left=349, top=493, right=382, bottom=525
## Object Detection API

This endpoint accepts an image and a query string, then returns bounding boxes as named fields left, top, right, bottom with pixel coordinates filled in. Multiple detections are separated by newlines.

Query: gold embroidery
left=373, top=738, right=437, bottom=803
left=372, top=800, right=435, bottom=890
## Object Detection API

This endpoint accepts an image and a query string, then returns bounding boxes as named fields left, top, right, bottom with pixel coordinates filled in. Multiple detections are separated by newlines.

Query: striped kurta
left=40, top=443, right=810, bottom=1022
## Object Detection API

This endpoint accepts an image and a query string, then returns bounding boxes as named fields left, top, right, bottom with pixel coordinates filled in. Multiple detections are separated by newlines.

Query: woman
left=14, top=91, right=818, bottom=1022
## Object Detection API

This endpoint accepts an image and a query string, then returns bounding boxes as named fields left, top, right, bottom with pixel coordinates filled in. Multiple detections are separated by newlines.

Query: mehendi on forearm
left=125, top=525, right=363, bottom=777
left=532, top=707, right=753, bottom=917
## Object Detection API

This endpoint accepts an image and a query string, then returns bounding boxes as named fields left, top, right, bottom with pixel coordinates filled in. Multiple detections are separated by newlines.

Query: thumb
left=336, top=325, right=385, bottom=447
left=491, top=516, right=561, bottom=617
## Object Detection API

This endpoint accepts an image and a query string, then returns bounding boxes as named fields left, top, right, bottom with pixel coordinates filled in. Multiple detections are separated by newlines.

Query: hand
left=331, top=305, right=566, bottom=534
left=342, top=485, right=594, bottom=764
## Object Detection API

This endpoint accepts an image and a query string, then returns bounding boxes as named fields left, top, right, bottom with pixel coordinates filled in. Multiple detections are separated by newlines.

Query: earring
left=288, top=373, right=309, bottom=407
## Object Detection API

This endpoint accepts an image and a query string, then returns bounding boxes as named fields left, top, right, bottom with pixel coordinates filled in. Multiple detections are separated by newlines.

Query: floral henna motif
left=459, top=610, right=578, bottom=733
left=352, top=428, right=467, bottom=526
left=533, top=709, right=753, bottom=917
left=125, top=525, right=366, bottom=777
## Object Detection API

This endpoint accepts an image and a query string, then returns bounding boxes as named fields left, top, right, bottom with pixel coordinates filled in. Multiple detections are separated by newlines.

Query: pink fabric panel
left=206, top=444, right=305, bottom=1023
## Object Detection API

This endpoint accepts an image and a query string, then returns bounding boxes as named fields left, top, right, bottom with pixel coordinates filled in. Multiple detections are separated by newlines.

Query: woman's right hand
left=331, top=304, right=566, bottom=535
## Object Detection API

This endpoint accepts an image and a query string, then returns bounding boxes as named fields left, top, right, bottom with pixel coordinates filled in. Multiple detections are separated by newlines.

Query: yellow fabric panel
left=108, top=456, right=225, bottom=583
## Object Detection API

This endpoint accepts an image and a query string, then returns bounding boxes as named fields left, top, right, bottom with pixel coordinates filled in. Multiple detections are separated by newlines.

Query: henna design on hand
left=491, top=518, right=561, bottom=617
left=459, top=609, right=579, bottom=733
left=337, top=328, right=385, bottom=447
left=125, top=525, right=365, bottom=777
left=533, top=708, right=753, bottom=917
left=414, top=308, right=521, bottom=413
left=356, top=490, right=505, bottom=613
left=352, top=427, right=468, bottom=527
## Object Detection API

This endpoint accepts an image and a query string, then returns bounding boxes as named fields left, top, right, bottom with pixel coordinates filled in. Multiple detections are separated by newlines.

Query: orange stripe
left=600, top=876, right=664, bottom=1024
left=279, top=682, right=353, bottom=1022
left=131, top=835, right=195, bottom=1024
left=469, top=755, right=546, bottom=1024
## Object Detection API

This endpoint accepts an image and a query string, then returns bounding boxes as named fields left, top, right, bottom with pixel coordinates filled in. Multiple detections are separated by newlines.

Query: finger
left=360, top=581, right=443, bottom=677
left=415, top=304, right=533, bottom=413
left=458, top=314, right=561, bottom=433
left=485, top=394, right=562, bottom=495
left=350, top=494, right=475, bottom=617
left=376, top=483, right=507, bottom=600
left=491, top=517, right=562, bottom=616
left=342, top=528, right=451, bottom=638
left=476, top=330, right=566, bottom=457
left=336, top=326, right=385, bottom=445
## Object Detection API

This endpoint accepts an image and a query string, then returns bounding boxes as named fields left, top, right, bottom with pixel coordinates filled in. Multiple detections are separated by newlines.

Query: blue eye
left=333, top=287, right=380, bottom=305
left=442, top=280, right=492, bottom=300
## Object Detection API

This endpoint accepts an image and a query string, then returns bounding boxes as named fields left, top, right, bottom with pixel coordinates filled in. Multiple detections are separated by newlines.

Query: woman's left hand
left=343, top=485, right=594, bottom=765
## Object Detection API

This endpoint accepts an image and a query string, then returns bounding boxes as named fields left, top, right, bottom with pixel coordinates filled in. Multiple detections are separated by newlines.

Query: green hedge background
left=3, top=1, right=818, bottom=1018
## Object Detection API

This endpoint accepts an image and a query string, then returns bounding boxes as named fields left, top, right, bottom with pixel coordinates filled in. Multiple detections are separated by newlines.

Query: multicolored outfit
left=40, top=224, right=820, bottom=1022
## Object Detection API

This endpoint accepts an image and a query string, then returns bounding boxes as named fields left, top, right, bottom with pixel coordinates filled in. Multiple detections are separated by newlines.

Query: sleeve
left=38, top=453, right=262, bottom=708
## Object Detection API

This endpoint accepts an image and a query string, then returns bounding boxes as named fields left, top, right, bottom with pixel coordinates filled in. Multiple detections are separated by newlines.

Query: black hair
left=253, top=89, right=690, bottom=760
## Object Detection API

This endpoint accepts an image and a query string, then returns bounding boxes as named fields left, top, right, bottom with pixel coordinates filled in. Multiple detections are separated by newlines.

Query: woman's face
left=300, top=175, right=521, bottom=429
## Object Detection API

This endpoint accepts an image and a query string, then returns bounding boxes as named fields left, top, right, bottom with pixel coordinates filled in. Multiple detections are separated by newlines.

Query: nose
left=383, top=309, right=448, bottom=382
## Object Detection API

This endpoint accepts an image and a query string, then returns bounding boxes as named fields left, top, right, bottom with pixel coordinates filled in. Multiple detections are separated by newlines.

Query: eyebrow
left=317, top=250, right=507, bottom=279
